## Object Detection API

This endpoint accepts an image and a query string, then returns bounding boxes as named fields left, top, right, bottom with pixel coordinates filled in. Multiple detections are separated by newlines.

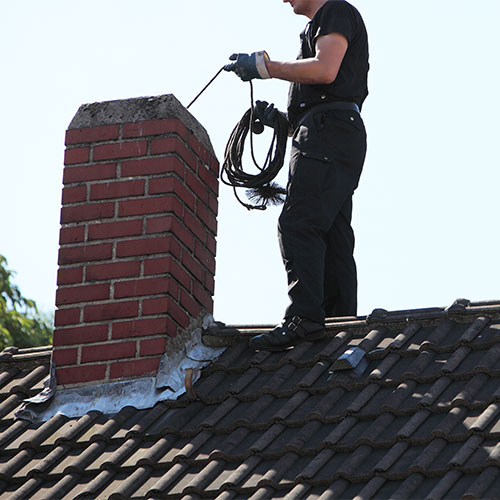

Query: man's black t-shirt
left=287, top=0, right=369, bottom=127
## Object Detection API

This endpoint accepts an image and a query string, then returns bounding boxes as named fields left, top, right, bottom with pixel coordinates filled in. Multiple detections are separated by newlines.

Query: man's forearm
left=266, top=58, right=338, bottom=85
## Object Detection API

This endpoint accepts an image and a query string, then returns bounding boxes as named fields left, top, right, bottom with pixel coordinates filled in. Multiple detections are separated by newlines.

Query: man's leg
left=250, top=110, right=366, bottom=350
left=278, top=149, right=358, bottom=325
left=323, top=196, right=358, bottom=318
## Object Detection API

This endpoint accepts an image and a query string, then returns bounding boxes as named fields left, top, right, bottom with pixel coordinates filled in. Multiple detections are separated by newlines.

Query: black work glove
left=224, top=51, right=271, bottom=81
left=253, top=100, right=291, bottom=135
left=253, top=100, right=279, bottom=128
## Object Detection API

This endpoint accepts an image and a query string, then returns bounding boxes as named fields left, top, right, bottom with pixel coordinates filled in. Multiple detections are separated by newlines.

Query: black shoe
left=249, top=316, right=325, bottom=351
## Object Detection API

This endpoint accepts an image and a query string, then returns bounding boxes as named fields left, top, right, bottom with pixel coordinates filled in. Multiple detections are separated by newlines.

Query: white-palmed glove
left=224, top=51, right=271, bottom=81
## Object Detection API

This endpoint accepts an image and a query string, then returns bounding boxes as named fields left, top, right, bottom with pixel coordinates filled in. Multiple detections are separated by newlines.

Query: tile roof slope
left=2, top=300, right=500, bottom=499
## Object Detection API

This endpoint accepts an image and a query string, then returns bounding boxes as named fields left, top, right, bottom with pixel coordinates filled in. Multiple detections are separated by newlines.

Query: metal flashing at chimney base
left=17, top=316, right=225, bottom=423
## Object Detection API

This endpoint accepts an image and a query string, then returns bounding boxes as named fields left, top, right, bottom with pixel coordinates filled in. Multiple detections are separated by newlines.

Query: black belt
left=294, top=101, right=360, bottom=130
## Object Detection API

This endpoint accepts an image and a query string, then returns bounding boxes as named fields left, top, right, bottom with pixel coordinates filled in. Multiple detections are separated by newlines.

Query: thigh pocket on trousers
left=288, top=146, right=333, bottom=197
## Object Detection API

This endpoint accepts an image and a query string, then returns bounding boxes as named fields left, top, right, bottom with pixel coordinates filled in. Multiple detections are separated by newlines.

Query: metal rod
left=186, top=66, right=225, bottom=109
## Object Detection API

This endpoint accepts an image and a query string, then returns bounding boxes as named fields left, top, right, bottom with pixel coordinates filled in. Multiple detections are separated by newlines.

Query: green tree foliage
left=0, top=255, right=53, bottom=350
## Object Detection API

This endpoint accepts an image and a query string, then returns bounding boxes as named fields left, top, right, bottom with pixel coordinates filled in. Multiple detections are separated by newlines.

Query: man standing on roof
left=224, top=0, right=369, bottom=350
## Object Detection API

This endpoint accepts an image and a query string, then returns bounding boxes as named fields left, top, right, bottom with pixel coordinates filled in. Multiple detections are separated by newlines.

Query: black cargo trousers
left=278, top=106, right=367, bottom=325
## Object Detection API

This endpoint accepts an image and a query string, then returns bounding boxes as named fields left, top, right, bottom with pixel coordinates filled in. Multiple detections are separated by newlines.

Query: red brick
left=65, top=125, right=120, bottom=145
left=56, top=283, right=110, bottom=306
left=57, top=267, right=83, bottom=285
left=114, top=277, right=172, bottom=299
left=61, top=202, right=115, bottom=224
left=122, top=119, right=187, bottom=139
left=112, top=317, right=170, bottom=339
left=90, top=179, right=145, bottom=200
left=193, top=281, right=213, bottom=313
left=110, top=357, right=161, bottom=380
left=64, top=147, right=90, bottom=165
left=62, top=185, right=87, bottom=205
left=183, top=210, right=206, bottom=243
left=181, top=250, right=204, bottom=282
left=142, top=297, right=168, bottom=316
left=166, top=300, right=190, bottom=329
left=121, top=156, right=185, bottom=178
left=54, top=307, right=81, bottom=327
left=139, top=337, right=167, bottom=357
left=56, top=364, right=106, bottom=385
left=150, top=137, right=197, bottom=168
left=58, top=243, right=113, bottom=265
left=197, top=162, right=219, bottom=195
left=53, top=324, right=108, bottom=346
left=207, top=234, right=216, bottom=256
left=185, top=170, right=209, bottom=204
left=86, top=261, right=141, bottom=281
left=145, top=215, right=172, bottom=235
left=93, top=141, right=148, bottom=161
left=149, top=177, right=195, bottom=210
left=59, top=226, right=85, bottom=245
left=194, top=240, right=216, bottom=275
left=144, top=257, right=192, bottom=291
left=81, top=341, right=136, bottom=363
left=52, top=347, right=78, bottom=366
left=180, top=289, right=202, bottom=318
left=84, top=300, right=139, bottom=322
left=209, top=156, right=220, bottom=175
left=88, top=219, right=143, bottom=241
left=142, top=256, right=172, bottom=276
left=205, top=273, right=215, bottom=295
left=187, top=133, right=212, bottom=165
left=118, top=196, right=183, bottom=218
left=145, top=216, right=194, bottom=250
left=208, top=192, right=218, bottom=217
left=196, top=201, right=218, bottom=235
left=63, top=163, right=117, bottom=184
left=116, top=236, right=181, bottom=259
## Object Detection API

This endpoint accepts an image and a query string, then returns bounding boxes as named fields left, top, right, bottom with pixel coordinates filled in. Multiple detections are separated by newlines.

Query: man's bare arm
left=266, top=32, right=348, bottom=85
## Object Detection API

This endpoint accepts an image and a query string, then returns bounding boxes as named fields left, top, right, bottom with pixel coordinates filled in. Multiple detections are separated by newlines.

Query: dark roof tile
left=6, top=365, right=47, bottom=397
left=411, top=438, right=465, bottom=472
left=391, top=472, right=432, bottom=499
left=125, top=434, right=178, bottom=468
left=462, top=465, right=500, bottom=499
left=0, top=419, right=29, bottom=450
left=107, top=467, right=152, bottom=500
left=3, top=306, right=500, bottom=498
left=385, top=443, right=426, bottom=477
left=0, top=395, right=22, bottom=421
left=147, top=462, right=191, bottom=496
left=427, top=469, right=463, bottom=500
left=482, top=470, right=500, bottom=500
left=8, top=412, right=68, bottom=452
left=7, top=477, right=47, bottom=500
left=0, top=368, right=20, bottom=392
left=354, top=476, right=388, bottom=500
left=0, top=448, right=34, bottom=481
left=19, top=444, right=71, bottom=478
left=70, top=469, right=115, bottom=500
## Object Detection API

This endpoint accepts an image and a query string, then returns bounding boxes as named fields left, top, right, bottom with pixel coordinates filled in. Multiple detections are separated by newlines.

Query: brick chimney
left=52, top=95, right=218, bottom=388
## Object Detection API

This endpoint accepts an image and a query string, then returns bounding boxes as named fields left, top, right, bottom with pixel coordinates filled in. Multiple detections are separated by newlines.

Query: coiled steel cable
left=188, top=70, right=288, bottom=210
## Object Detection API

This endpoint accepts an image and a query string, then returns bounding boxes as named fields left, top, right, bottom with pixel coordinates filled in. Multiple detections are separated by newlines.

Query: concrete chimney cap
left=68, top=94, right=215, bottom=155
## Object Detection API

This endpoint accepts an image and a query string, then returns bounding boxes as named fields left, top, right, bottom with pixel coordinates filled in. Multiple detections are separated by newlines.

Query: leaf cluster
left=0, top=255, right=53, bottom=350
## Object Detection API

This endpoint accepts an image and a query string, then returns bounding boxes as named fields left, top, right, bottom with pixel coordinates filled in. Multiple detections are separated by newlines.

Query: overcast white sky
left=1, top=0, right=500, bottom=326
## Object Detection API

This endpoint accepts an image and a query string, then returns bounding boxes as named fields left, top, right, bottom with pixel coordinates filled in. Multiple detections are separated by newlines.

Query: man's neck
left=305, top=0, right=330, bottom=19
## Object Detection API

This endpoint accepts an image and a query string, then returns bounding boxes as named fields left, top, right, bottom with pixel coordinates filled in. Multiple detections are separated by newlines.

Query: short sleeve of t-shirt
left=313, top=2, right=354, bottom=44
